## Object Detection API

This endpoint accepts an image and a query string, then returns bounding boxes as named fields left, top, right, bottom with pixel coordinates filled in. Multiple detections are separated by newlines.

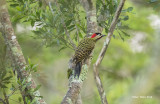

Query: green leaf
left=31, top=20, right=35, bottom=27
left=79, top=32, right=83, bottom=38
left=123, top=16, right=129, bottom=21
left=150, top=0, right=158, bottom=3
left=34, top=85, right=41, bottom=92
left=26, top=81, right=32, bottom=87
left=25, top=97, right=29, bottom=104
left=76, top=24, right=83, bottom=32
left=113, top=34, right=115, bottom=39
left=22, top=79, right=26, bottom=85
left=22, top=84, right=27, bottom=91
left=65, top=19, right=72, bottom=26
left=28, top=57, right=31, bottom=65
left=39, top=0, right=42, bottom=7
left=35, top=96, right=43, bottom=98
left=121, top=31, right=130, bottom=37
left=3, top=81, right=11, bottom=84
left=30, top=64, right=34, bottom=69
left=1, top=85, right=7, bottom=88
left=16, top=6, right=21, bottom=11
left=67, top=25, right=75, bottom=30
left=10, top=4, right=19, bottom=7
left=32, top=64, right=38, bottom=72
left=17, top=79, right=21, bottom=85
left=105, top=28, right=108, bottom=33
left=11, top=84, right=15, bottom=89
left=59, top=46, right=67, bottom=52
left=3, top=76, right=12, bottom=81
left=36, top=11, right=40, bottom=19
left=18, top=97, right=22, bottom=102
left=122, top=7, right=133, bottom=13
left=1, top=71, right=7, bottom=79
left=117, top=31, right=124, bottom=41
left=30, top=98, right=36, bottom=104
left=25, top=66, right=29, bottom=71
left=32, top=30, right=41, bottom=34
left=127, top=7, right=133, bottom=12
left=18, top=0, right=24, bottom=3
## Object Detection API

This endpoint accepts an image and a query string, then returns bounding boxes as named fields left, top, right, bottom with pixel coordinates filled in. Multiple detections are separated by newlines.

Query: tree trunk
left=0, top=0, right=47, bottom=104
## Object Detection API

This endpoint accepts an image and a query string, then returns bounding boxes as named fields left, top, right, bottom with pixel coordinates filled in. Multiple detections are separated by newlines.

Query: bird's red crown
left=91, top=33, right=97, bottom=38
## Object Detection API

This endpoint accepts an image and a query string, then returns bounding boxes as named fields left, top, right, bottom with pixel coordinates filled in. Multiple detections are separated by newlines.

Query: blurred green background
left=1, top=0, right=160, bottom=104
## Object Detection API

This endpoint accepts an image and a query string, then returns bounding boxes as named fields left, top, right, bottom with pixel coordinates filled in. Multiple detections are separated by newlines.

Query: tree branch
left=61, top=58, right=87, bottom=104
left=75, top=94, right=82, bottom=104
left=0, top=1, right=47, bottom=104
left=0, top=98, right=6, bottom=104
left=61, top=81, right=82, bottom=104
left=61, top=0, right=103, bottom=103
left=3, top=89, right=9, bottom=104
left=79, top=0, right=102, bottom=35
left=93, top=0, right=126, bottom=104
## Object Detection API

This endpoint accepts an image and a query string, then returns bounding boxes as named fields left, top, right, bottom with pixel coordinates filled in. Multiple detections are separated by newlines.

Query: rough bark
left=93, top=0, right=126, bottom=104
left=61, top=58, right=84, bottom=104
left=79, top=0, right=102, bottom=35
left=75, top=94, right=82, bottom=104
left=0, top=1, right=47, bottom=104
left=61, top=80, right=82, bottom=104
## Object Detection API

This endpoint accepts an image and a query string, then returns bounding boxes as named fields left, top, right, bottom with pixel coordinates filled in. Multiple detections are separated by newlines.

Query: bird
left=73, top=33, right=106, bottom=78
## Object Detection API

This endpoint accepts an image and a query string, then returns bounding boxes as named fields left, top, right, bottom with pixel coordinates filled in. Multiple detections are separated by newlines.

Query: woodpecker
left=73, top=33, right=106, bottom=78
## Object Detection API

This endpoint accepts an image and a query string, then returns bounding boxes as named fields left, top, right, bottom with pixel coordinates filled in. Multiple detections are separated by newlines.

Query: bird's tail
left=74, top=62, right=81, bottom=78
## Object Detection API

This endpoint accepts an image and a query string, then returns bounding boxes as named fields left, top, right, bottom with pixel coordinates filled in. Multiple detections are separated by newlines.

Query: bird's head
left=90, top=33, right=106, bottom=41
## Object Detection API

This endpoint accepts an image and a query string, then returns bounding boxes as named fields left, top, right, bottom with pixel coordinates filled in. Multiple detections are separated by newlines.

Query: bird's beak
left=102, top=35, right=106, bottom=37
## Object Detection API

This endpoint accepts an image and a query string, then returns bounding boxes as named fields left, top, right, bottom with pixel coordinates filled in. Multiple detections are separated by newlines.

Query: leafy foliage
left=0, top=71, right=12, bottom=88
left=8, top=0, right=86, bottom=50
left=8, top=0, right=133, bottom=51
left=96, top=0, right=133, bottom=41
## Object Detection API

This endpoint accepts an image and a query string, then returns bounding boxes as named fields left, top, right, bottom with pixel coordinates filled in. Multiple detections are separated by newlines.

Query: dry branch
left=93, top=0, right=126, bottom=104
left=61, top=58, right=85, bottom=104
left=0, top=1, right=47, bottom=104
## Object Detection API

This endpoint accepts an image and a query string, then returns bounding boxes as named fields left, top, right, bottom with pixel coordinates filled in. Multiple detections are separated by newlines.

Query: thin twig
left=93, top=0, right=126, bottom=104
left=0, top=98, right=6, bottom=104
left=3, top=89, right=9, bottom=104
left=8, top=86, right=19, bottom=97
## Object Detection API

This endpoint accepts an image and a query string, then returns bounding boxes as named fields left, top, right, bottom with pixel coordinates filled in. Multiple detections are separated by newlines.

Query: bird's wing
left=74, top=38, right=95, bottom=62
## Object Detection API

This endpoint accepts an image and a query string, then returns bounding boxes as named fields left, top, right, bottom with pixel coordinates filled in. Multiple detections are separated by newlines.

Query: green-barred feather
left=74, top=38, right=95, bottom=63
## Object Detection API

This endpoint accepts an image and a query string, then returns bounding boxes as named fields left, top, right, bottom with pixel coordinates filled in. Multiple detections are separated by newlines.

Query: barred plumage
left=72, top=33, right=106, bottom=78
left=74, top=38, right=95, bottom=63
